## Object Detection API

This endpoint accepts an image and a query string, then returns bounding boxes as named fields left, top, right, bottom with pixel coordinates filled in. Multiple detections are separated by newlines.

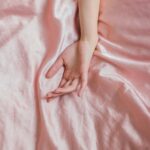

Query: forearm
left=78, top=0, right=100, bottom=51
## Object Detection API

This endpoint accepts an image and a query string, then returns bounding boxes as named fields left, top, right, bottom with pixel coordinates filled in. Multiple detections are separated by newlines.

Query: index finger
left=45, top=57, right=63, bottom=78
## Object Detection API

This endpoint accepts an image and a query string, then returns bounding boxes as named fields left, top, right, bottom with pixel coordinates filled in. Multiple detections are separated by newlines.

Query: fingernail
left=47, top=92, right=52, bottom=97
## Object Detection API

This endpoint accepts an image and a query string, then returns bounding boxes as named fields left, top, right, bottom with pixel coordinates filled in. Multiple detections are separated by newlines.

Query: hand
left=45, top=40, right=96, bottom=101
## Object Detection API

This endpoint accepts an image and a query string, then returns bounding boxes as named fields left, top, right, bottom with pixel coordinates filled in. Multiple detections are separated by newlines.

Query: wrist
left=79, top=35, right=98, bottom=52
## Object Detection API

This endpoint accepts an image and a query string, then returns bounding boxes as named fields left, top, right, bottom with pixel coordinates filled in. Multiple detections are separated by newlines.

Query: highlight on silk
left=0, top=0, right=150, bottom=149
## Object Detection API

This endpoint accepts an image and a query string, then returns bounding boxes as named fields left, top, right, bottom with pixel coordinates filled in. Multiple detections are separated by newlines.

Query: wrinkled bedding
left=0, top=0, right=150, bottom=150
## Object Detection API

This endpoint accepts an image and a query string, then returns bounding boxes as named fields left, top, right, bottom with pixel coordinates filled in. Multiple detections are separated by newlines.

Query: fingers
left=58, top=69, right=71, bottom=88
left=46, top=92, right=64, bottom=102
left=78, top=72, right=88, bottom=97
left=45, top=66, right=88, bottom=101
left=59, top=78, right=67, bottom=87
left=45, top=74, right=88, bottom=102
left=46, top=78, right=79, bottom=102
left=63, top=69, right=71, bottom=80
left=46, top=56, right=63, bottom=78
left=63, top=79, right=73, bottom=87
left=54, top=78, right=78, bottom=93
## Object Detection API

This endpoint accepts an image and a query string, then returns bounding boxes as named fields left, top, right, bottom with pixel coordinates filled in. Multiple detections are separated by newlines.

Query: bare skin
left=45, top=0, right=100, bottom=102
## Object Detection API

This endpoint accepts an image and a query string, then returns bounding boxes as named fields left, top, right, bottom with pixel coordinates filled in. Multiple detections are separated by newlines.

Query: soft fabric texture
left=0, top=0, right=150, bottom=149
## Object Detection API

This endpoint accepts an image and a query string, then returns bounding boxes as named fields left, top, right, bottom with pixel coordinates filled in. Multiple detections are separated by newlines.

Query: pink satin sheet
left=0, top=0, right=150, bottom=149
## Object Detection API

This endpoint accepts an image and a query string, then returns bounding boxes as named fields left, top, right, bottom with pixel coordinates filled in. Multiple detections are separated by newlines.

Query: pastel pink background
left=0, top=0, right=150, bottom=149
